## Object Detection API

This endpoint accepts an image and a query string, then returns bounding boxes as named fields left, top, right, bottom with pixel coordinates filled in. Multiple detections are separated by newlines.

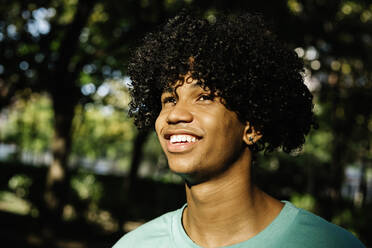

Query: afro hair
left=127, top=11, right=316, bottom=153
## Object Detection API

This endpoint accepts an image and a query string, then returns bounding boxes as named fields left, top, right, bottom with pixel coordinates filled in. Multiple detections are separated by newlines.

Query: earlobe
left=242, top=122, right=263, bottom=145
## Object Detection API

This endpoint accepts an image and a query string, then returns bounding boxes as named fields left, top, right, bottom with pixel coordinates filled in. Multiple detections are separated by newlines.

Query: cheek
left=216, top=113, right=245, bottom=148
left=155, top=114, right=164, bottom=140
left=155, top=111, right=170, bottom=147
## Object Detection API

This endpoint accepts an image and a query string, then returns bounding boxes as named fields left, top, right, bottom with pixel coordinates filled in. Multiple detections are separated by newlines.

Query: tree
left=1, top=0, right=371, bottom=237
left=0, top=0, right=192, bottom=228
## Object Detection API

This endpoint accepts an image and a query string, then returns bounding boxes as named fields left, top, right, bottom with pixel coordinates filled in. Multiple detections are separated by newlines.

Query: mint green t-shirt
left=113, top=201, right=365, bottom=248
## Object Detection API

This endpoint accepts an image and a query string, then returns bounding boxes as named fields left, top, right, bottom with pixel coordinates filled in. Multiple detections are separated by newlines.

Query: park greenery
left=0, top=0, right=371, bottom=247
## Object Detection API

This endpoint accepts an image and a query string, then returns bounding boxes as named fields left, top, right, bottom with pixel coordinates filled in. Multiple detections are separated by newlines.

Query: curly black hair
left=127, top=11, right=316, bottom=153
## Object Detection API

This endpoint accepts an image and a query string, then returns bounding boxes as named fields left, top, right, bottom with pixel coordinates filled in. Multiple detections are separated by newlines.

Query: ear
left=242, top=122, right=263, bottom=146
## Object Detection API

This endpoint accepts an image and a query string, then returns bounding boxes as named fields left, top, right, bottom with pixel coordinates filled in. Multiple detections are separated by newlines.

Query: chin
left=167, top=155, right=201, bottom=174
left=168, top=161, right=195, bottom=175
left=167, top=160, right=209, bottom=185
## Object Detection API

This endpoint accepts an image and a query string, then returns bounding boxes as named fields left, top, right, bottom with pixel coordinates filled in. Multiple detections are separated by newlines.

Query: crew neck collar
left=171, top=201, right=299, bottom=248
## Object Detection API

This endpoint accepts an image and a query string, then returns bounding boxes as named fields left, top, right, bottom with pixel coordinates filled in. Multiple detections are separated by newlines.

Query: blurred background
left=0, top=0, right=371, bottom=247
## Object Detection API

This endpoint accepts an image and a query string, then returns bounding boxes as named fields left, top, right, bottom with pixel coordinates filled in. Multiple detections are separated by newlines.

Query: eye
left=198, top=94, right=214, bottom=102
left=162, top=96, right=177, bottom=105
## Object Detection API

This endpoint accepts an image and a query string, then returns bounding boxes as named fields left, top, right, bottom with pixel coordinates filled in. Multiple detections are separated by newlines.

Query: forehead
left=163, top=74, right=209, bottom=94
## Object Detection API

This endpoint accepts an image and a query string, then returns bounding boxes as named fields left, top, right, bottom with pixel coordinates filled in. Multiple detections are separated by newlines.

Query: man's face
left=155, top=75, right=247, bottom=184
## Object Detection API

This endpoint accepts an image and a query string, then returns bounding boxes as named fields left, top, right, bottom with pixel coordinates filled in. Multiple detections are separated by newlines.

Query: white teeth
left=170, top=135, right=198, bottom=144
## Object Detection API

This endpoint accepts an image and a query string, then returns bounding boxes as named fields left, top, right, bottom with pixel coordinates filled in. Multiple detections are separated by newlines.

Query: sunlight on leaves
left=0, top=191, right=32, bottom=215
left=287, top=0, right=303, bottom=15
left=58, top=0, right=78, bottom=24
left=8, top=174, right=32, bottom=198
left=87, top=207, right=119, bottom=233
left=71, top=173, right=103, bottom=202
left=304, top=129, right=333, bottom=162
left=1, top=94, right=54, bottom=154
left=337, top=1, right=364, bottom=20
left=290, top=193, right=316, bottom=211
left=90, top=4, right=108, bottom=23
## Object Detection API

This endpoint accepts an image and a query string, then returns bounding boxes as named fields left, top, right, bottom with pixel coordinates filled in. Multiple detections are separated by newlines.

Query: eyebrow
left=163, top=81, right=204, bottom=93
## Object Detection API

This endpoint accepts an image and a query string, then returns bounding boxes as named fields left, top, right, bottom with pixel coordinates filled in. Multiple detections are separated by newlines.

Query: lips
left=170, top=134, right=198, bottom=144
left=163, top=130, right=202, bottom=153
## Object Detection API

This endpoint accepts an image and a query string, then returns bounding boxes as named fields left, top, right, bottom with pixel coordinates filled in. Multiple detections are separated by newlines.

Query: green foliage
left=0, top=94, right=54, bottom=154
left=303, top=128, right=333, bottom=163
left=72, top=103, right=134, bottom=160
left=71, top=80, right=136, bottom=164
left=287, top=0, right=303, bottom=15
left=70, top=172, right=103, bottom=203
left=142, top=132, right=165, bottom=167
left=0, top=0, right=371, bottom=244
left=0, top=79, right=137, bottom=170
left=0, top=190, right=33, bottom=216
left=290, top=193, right=316, bottom=212
left=8, top=174, right=33, bottom=198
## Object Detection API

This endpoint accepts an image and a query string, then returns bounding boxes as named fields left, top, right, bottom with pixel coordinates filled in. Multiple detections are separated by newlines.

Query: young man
left=113, top=12, right=365, bottom=248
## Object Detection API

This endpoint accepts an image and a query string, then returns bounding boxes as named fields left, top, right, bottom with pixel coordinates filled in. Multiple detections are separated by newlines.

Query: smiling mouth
left=165, top=134, right=201, bottom=153
left=169, top=134, right=199, bottom=144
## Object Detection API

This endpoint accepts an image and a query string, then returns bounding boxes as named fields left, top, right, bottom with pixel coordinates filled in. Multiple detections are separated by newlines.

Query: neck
left=182, top=149, right=283, bottom=248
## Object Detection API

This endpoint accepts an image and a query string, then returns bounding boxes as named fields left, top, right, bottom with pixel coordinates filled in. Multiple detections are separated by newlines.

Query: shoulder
left=284, top=203, right=365, bottom=248
left=112, top=208, right=182, bottom=248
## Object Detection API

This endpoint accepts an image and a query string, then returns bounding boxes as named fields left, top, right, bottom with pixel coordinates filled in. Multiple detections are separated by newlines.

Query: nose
left=166, top=102, right=193, bottom=124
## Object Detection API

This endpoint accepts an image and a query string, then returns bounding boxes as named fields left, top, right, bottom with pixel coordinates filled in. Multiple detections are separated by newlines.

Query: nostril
left=166, top=107, right=193, bottom=124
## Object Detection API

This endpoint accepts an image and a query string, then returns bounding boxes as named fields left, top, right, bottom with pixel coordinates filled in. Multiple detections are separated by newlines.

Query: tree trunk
left=322, top=80, right=346, bottom=220
left=40, top=0, right=97, bottom=239
left=128, top=130, right=150, bottom=195
left=115, top=130, right=149, bottom=225
left=358, top=141, right=370, bottom=207
left=43, top=98, right=76, bottom=220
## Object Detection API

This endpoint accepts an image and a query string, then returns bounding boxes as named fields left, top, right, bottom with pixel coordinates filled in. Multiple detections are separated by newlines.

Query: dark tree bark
left=115, top=130, right=149, bottom=226
left=43, top=97, right=76, bottom=221
left=358, top=140, right=370, bottom=207
left=42, top=0, right=97, bottom=230
left=128, top=130, right=150, bottom=194
left=328, top=83, right=345, bottom=215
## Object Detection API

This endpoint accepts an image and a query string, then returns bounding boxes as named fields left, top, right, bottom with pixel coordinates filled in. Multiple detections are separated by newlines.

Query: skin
left=155, top=74, right=284, bottom=248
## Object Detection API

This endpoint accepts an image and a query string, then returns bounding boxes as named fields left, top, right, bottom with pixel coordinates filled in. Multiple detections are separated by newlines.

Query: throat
left=183, top=184, right=283, bottom=248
